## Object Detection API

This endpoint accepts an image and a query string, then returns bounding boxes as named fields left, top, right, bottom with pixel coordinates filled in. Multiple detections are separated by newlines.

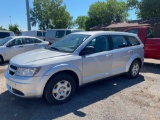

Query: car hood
left=10, top=49, right=72, bottom=66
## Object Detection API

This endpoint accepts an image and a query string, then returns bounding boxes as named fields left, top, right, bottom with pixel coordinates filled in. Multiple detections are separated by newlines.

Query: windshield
left=50, top=34, right=90, bottom=53
left=0, top=37, right=13, bottom=46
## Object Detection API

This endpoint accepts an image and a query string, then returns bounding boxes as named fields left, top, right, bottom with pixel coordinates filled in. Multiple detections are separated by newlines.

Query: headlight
left=16, top=67, right=41, bottom=77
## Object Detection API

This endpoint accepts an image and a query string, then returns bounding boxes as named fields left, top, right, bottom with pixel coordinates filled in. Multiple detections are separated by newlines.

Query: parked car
left=0, top=31, right=14, bottom=40
left=20, top=30, right=46, bottom=41
left=5, top=31, right=144, bottom=105
left=125, top=26, right=160, bottom=59
left=45, top=29, right=84, bottom=43
left=0, top=36, right=49, bottom=63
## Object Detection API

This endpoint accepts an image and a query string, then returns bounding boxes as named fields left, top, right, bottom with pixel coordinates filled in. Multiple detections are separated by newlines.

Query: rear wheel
left=0, top=55, right=3, bottom=64
left=44, top=73, right=76, bottom=105
left=127, top=60, right=140, bottom=79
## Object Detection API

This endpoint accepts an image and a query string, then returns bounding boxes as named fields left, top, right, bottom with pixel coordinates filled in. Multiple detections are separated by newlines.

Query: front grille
left=10, top=65, right=17, bottom=70
left=8, top=64, right=17, bottom=76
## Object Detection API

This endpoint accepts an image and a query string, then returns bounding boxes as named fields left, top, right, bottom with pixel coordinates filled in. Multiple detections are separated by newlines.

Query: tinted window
left=35, top=39, right=42, bottom=43
left=66, top=30, right=71, bottom=35
left=43, top=32, right=46, bottom=37
left=86, top=36, right=110, bottom=53
left=25, top=38, right=35, bottom=44
left=126, top=36, right=140, bottom=46
left=9, top=38, right=24, bottom=46
left=37, top=31, right=42, bottom=36
left=126, top=29, right=139, bottom=35
left=146, top=29, right=154, bottom=38
left=0, top=32, right=10, bottom=38
left=55, top=31, right=65, bottom=38
left=111, top=35, right=128, bottom=49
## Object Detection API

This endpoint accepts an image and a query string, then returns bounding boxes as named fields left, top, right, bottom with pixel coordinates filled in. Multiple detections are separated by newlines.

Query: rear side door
left=5, top=38, right=25, bottom=60
left=34, top=39, right=48, bottom=49
left=110, top=35, right=133, bottom=75
left=24, top=38, right=37, bottom=52
left=82, top=35, right=113, bottom=83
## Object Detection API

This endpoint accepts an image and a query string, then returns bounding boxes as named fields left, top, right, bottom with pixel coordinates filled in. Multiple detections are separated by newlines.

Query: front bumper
left=5, top=70, right=50, bottom=98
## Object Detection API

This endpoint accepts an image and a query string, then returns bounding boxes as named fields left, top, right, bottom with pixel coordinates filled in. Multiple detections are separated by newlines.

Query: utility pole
left=26, top=0, right=31, bottom=30
left=9, top=16, right=12, bottom=24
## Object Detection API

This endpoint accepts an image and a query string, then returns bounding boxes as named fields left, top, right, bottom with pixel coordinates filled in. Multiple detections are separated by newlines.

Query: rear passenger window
left=37, top=31, right=42, bottom=36
left=111, top=35, right=128, bottom=49
left=55, top=31, right=65, bottom=38
left=25, top=38, right=35, bottom=44
left=126, top=36, right=140, bottom=46
left=0, top=32, right=10, bottom=38
left=43, top=32, right=46, bottom=37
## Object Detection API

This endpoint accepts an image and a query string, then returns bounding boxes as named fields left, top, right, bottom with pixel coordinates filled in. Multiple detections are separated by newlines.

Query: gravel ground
left=0, top=59, right=160, bottom=120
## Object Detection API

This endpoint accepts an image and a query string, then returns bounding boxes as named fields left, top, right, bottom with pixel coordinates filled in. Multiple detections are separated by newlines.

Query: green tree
left=75, top=16, right=88, bottom=29
left=30, top=0, right=73, bottom=30
left=0, top=26, right=6, bottom=30
left=138, top=0, right=160, bottom=19
left=8, top=24, right=20, bottom=33
left=85, top=0, right=128, bottom=30
left=127, top=0, right=160, bottom=19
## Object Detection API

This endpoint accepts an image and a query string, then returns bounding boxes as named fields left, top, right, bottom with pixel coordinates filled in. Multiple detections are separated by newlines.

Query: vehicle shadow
left=141, top=62, right=160, bottom=74
left=0, top=61, right=9, bottom=66
left=0, top=75, right=144, bottom=120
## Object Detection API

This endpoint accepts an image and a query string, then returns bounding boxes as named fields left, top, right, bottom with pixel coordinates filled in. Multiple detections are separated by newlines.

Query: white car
left=5, top=31, right=144, bottom=105
left=0, top=36, right=49, bottom=63
left=45, top=29, right=84, bottom=44
left=20, top=30, right=46, bottom=41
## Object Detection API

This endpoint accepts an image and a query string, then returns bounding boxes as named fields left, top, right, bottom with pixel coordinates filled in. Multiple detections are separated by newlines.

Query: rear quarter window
left=126, top=36, right=140, bottom=46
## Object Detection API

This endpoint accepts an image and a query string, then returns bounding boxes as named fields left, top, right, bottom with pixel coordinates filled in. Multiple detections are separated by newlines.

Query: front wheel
left=44, top=73, right=76, bottom=105
left=127, top=60, right=140, bottom=79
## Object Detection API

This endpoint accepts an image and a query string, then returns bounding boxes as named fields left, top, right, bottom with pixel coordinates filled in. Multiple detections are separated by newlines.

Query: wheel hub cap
left=52, top=80, right=71, bottom=100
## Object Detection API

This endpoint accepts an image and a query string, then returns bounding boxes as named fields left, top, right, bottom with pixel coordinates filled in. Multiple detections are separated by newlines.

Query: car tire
left=127, top=60, right=140, bottom=79
left=44, top=73, right=76, bottom=105
left=0, top=55, right=3, bottom=64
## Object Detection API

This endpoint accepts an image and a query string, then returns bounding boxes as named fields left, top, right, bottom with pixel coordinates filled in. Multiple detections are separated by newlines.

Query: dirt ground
left=0, top=59, right=160, bottom=120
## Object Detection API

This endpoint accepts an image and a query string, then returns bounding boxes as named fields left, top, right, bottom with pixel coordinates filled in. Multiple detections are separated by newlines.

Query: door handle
left=19, top=46, right=24, bottom=48
left=128, top=50, right=133, bottom=53
left=106, top=54, right=112, bottom=57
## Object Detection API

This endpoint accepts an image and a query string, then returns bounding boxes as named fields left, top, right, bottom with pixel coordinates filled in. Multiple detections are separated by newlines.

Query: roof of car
left=71, top=31, right=138, bottom=37
left=9, top=36, right=40, bottom=39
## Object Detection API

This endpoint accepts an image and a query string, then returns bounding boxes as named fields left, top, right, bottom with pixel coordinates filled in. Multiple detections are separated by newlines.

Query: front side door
left=5, top=38, right=25, bottom=60
left=110, top=35, right=133, bottom=75
left=82, top=35, right=113, bottom=84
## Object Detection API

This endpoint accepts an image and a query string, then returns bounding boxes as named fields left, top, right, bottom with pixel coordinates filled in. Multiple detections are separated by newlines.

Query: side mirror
left=80, top=46, right=95, bottom=56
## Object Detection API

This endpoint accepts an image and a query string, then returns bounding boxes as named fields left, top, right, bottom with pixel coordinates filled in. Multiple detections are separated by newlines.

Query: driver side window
left=146, top=29, right=154, bottom=38
left=8, top=38, right=24, bottom=46
left=85, top=35, right=110, bottom=54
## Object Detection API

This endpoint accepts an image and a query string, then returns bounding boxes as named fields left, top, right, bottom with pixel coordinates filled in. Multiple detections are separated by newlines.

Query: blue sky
left=0, top=0, right=137, bottom=30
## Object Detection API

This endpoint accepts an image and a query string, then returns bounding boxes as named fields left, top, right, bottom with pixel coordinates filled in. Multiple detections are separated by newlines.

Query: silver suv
left=5, top=31, right=144, bottom=105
